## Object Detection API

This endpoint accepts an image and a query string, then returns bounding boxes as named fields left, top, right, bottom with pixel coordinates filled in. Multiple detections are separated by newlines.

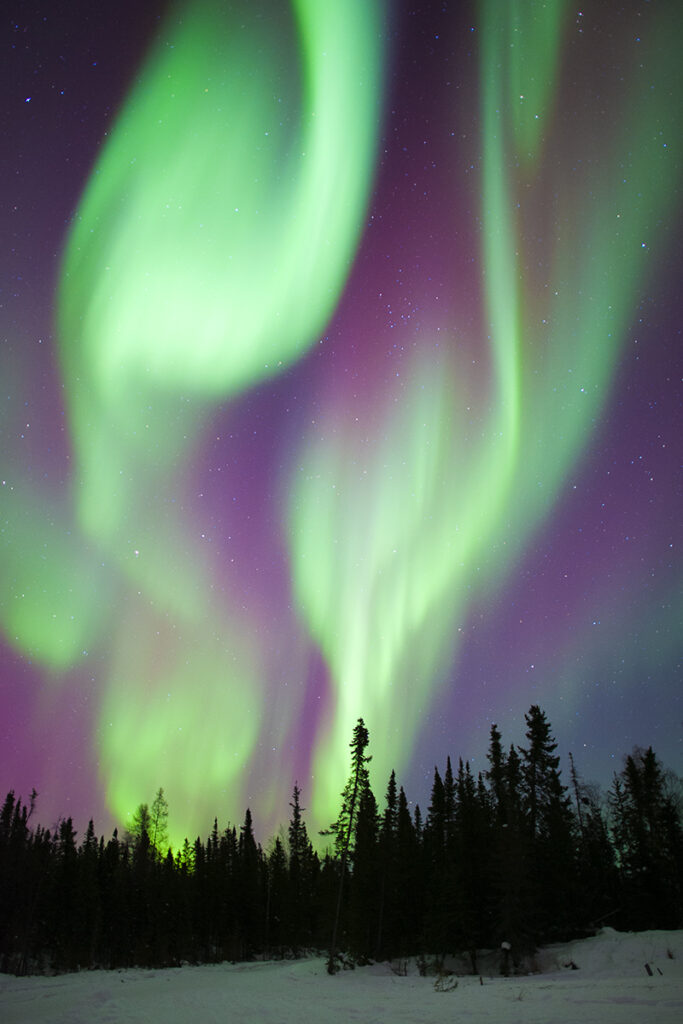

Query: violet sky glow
left=1, top=0, right=681, bottom=847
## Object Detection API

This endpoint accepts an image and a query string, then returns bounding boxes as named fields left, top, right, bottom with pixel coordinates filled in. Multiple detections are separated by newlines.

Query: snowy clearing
left=1, top=928, right=682, bottom=1024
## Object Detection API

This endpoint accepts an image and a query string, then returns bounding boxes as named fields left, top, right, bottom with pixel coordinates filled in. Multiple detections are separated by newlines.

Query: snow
left=1, top=928, right=682, bottom=1023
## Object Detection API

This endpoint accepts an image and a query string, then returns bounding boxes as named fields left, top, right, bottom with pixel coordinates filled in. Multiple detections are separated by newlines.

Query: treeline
left=1, top=706, right=681, bottom=975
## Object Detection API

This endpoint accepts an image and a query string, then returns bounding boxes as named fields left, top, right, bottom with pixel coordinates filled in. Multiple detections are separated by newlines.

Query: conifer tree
left=0, top=792, right=39, bottom=974
left=443, top=756, right=456, bottom=853
left=376, top=770, right=398, bottom=958
left=328, top=719, right=372, bottom=859
left=98, top=828, right=125, bottom=967
left=423, top=767, right=448, bottom=953
left=149, top=788, right=169, bottom=859
left=3, top=722, right=680, bottom=974
left=287, top=784, right=317, bottom=953
left=609, top=746, right=682, bottom=928
left=349, top=787, right=380, bottom=961
left=219, top=824, right=241, bottom=960
left=569, top=757, right=618, bottom=930
left=129, top=803, right=152, bottom=846
left=452, top=759, right=491, bottom=970
left=519, top=706, right=576, bottom=940
left=52, top=818, right=79, bottom=970
left=486, top=738, right=533, bottom=964
left=425, top=767, right=446, bottom=862
left=78, top=820, right=101, bottom=965
left=130, top=817, right=157, bottom=966
left=413, top=803, right=423, bottom=840
left=326, top=718, right=371, bottom=972
left=486, top=723, right=507, bottom=821
left=395, top=786, right=422, bottom=956
left=520, top=705, right=565, bottom=840
left=265, top=837, right=288, bottom=954
left=238, top=808, right=262, bottom=956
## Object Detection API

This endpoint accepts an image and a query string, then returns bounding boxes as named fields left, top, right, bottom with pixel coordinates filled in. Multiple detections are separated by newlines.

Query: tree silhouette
left=326, top=718, right=371, bottom=973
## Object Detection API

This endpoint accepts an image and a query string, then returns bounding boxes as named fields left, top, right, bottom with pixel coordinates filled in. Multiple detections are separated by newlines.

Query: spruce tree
left=349, top=787, right=380, bottom=961
left=219, top=825, right=241, bottom=959
left=238, top=809, right=262, bottom=957
left=78, top=820, right=101, bottom=966
left=443, top=757, right=456, bottom=853
left=486, top=723, right=507, bottom=821
left=130, top=819, right=156, bottom=966
left=52, top=818, right=79, bottom=970
left=609, top=746, right=682, bottom=928
left=288, top=784, right=316, bottom=953
left=519, top=706, right=576, bottom=940
left=520, top=705, right=564, bottom=841
left=376, top=771, right=398, bottom=958
left=326, top=718, right=371, bottom=972
left=423, top=767, right=448, bottom=954
left=328, top=719, right=372, bottom=859
left=452, top=759, right=492, bottom=970
left=487, top=741, right=533, bottom=965
left=569, top=759, right=618, bottom=930
left=265, top=837, right=288, bottom=954
left=395, top=786, right=422, bottom=956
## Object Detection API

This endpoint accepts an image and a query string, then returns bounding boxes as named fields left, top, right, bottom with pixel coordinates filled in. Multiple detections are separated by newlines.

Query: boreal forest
left=1, top=706, right=681, bottom=976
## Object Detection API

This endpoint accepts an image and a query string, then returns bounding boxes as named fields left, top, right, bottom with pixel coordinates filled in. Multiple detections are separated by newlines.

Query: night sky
left=2, top=0, right=681, bottom=848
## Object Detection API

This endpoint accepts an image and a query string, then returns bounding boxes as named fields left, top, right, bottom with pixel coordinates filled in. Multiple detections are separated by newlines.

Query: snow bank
left=1, top=928, right=681, bottom=1024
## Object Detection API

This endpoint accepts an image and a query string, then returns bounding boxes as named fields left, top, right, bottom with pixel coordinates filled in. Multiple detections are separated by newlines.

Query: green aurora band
left=58, top=0, right=384, bottom=550
left=1, top=0, right=679, bottom=845
left=287, top=0, right=681, bottom=829
left=3, top=0, right=385, bottom=846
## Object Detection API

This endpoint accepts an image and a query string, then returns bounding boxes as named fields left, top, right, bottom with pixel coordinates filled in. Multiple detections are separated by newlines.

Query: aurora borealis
left=2, top=0, right=681, bottom=847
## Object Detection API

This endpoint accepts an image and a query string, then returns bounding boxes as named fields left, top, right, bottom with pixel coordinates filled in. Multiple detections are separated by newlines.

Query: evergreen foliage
left=0, top=710, right=680, bottom=976
left=608, top=746, right=683, bottom=929
left=325, top=717, right=371, bottom=972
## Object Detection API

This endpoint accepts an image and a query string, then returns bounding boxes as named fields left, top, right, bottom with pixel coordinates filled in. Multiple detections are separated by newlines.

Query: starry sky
left=1, top=0, right=681, bottom=848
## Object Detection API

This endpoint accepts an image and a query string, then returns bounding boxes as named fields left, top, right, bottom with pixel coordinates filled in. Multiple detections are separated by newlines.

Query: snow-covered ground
left=2, top=928, right=682, bottom=1023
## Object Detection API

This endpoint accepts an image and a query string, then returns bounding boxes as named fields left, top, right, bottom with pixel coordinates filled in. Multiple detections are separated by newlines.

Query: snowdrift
left=1, top=927, right=682, bottom=1023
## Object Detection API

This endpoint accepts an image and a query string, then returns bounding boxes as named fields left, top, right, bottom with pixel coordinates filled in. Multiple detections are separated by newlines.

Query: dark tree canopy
left=0, top=710, right=680, bottom=977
